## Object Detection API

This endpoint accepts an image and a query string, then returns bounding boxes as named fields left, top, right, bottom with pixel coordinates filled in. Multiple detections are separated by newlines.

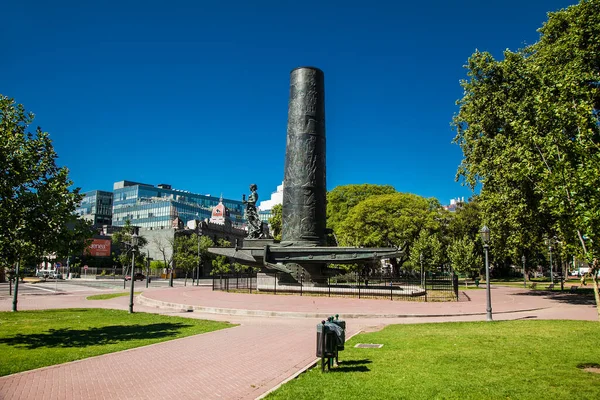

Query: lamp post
left=546, top=238, right=554, bottom=284
left=197, top=234, right=200, bottom=286
left=419, top=253, right=424, bottom=288
left=129, top=230, right=138, bottom=314
left=522, top=254, right=527, bottom=288
left=11, top=261, right=20, bottom=312
left=480, top=226, right=492, bottom=322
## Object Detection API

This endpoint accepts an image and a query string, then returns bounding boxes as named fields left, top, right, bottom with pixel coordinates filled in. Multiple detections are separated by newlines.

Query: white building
left=258, top=182, right=284, bottom=222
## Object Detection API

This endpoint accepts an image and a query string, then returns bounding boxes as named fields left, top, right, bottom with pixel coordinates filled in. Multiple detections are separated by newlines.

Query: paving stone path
left=0, top=284, right=596, bottom=399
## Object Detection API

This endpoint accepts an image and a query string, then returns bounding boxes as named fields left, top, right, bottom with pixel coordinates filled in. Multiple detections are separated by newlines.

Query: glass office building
left=111, top=181, right=245, bottom=229
left=75, top=190, right=113, bottom=226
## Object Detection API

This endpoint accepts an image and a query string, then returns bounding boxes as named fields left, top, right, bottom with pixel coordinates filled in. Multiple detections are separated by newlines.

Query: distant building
left=75, top=190, right=113, bottom=227
left=258, top=182, right=284, bottom=223
left=443, top=197, right=466, bottom=212
left=143, top=196, right=247, bottom=276
left=111, top=180, right=245, bottom=230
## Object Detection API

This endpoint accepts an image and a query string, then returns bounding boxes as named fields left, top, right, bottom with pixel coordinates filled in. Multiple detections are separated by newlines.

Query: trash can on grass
left=316, top=321, right=337, bottom=358
left=330, top=315, right=346, bottom=350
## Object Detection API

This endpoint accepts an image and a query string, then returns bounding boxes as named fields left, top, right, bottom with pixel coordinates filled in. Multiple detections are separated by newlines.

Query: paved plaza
left=0, top=282, right=597, bottom=399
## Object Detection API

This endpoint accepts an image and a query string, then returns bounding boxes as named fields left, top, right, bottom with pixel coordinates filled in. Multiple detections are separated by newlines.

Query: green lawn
left=0, top=308, right=233, bottom=376
left=267, top=320, right=600, bottom=400
left=86, top=292, right=141, bottom=300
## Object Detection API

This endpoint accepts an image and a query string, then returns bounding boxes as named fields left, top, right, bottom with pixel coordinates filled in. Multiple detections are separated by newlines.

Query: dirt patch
left=361, top=325, right=386, bottom=333
left=583, top=366, right=600, bottom=374
left=578, top=363, right=600, bottom=374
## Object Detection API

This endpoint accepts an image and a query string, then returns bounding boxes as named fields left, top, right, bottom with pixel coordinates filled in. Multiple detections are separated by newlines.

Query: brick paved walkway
left=0, top=284, right=596, bottom=399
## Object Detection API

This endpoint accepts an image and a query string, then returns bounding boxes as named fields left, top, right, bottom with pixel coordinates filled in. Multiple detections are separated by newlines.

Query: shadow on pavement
left=0, top=322, right=192, bottom=349
left=511, top=291, right=596, bottom=305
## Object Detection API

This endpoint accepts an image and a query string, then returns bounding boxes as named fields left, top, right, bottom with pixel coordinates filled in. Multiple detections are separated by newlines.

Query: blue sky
left=2, top=0, right=577, bottom=205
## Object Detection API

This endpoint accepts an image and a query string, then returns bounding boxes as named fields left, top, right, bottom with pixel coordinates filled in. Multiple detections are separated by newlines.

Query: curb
left=137, top=294, right=547, bottom=319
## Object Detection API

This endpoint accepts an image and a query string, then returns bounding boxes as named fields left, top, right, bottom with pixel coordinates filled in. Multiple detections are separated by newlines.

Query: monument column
left=281, top=67, right=327, bottom=247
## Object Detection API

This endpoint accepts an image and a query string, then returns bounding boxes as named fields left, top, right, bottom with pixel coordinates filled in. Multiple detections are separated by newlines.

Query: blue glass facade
left=75, top=190, right=113, bottom=226
left=112, top=182, right=245, bottom=229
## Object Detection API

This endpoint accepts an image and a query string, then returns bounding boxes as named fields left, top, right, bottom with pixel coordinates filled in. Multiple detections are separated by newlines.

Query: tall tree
left=448, top=236, right=482, bottom=282
left=453, top=0, right=600, bottom=316
left=268, top=204, right=282, bottom=241
left=337, top=192, right=440, bottom=271
left=409, top=230, right=445, bottom=272
left=172, top=233, right=201, bottom=286
left=111, top=220, right=148, bottom=274
left=211, top=255, right=231, bottom=275
left=0, top=95, right=84, bottom=268
left=326, top=184, right=396, bottom=233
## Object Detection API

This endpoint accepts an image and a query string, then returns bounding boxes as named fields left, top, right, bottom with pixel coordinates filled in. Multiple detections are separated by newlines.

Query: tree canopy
left=337, top=192, right=441, bottom=268
left=0, top=95, right=87, bottom=267
left=326, top=184, right=397, bottom=233
left=111, top=220, right=148, bottom=271
left=268, top=203, right=282, bottom=241
left=453, top=0, right=600, bottom=314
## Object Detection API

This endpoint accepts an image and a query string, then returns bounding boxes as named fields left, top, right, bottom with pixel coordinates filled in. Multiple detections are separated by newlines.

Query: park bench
left=570, top=285, right=578, bottom=293
left=529, top=283, right=537, bottom=289
left=546, top=283, right=555, bottom=290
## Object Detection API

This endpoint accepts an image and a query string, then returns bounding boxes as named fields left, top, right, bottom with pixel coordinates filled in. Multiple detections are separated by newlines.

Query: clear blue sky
left=2, top=0, right=577, bottom=205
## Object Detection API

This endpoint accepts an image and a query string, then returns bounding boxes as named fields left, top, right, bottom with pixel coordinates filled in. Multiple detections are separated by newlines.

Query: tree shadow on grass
left=0, top=323, right=193, bottom=350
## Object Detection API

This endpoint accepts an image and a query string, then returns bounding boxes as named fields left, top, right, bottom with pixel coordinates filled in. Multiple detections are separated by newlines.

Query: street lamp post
left=419, top=253, right=424, bottom=288
left=146, top=250, right=150, bottom=289
left=546, top=238, right=554, bottom=284
left=129, top=230, right=138, bottom=314
left=480, top=226, right=493, bottom=322
left=197, top=234, right=200, bottom=286
left=12, top=261, right=20, bottom=312
left=522, top=255, right=527, bottom=288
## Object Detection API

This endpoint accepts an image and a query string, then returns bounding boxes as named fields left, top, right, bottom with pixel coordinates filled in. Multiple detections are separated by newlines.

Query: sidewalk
left=0, top=285, right=597, bottom=399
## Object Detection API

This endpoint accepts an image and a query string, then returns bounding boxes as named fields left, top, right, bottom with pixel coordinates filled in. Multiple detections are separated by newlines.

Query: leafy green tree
left=111, top=220, right=148, bottom=275
left=172, top=234, right=201, bottom=286
left=326, top=184, right=396, bottom=233
left=337, top=192, right=440, bottom=272
left=452, top=1, right=600, bottom=314
left=199, top=235, right=216, bottom=275
left=56, top=217, right=95, bottom=261
left=409, top=230, right=444, bottom=272
left=268, top=204, right=282, bottom=241
left=0, top=95, right=84, bottom=276
left=211, top=255, right=231, bottom=275
left=216, top=238, right=230, bottom=247
left=150, top=260, right=166, bottom=276
left=232, top=262, right=259, bottom=274
left=448, top=198, right=482, bottom=242
left=448, top=237, right=482, bottom=283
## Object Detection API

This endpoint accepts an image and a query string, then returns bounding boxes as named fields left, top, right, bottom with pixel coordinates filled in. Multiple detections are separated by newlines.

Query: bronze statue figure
left=243, top=184, right=263, bottom=239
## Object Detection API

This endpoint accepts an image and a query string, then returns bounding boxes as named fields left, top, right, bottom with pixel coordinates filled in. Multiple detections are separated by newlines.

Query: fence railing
left=213, top=271, right=459, bottom=302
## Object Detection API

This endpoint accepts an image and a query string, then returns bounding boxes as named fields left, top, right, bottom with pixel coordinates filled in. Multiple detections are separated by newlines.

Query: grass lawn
left=267, top=320, right=600, bottom=400
left=86, top=292, right=141, bottom=300
left=0, top=308, right=233, bottom=376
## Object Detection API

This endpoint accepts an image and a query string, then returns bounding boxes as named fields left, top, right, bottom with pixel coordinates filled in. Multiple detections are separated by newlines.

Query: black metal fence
left=213, top=271, right=459, bottom=302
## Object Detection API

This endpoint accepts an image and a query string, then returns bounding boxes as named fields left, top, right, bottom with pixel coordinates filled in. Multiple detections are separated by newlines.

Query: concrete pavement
left=0, top=284, right=597, bottom=399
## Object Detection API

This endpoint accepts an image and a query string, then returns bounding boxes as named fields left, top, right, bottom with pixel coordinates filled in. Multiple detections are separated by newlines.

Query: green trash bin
left=316, top=321, right=337, bottom=358
left=330, top=315, right=346, bottom=351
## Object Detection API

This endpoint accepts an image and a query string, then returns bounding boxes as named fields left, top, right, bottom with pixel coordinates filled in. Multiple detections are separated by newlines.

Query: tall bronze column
left=281, top=67, right=326, bottom=247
